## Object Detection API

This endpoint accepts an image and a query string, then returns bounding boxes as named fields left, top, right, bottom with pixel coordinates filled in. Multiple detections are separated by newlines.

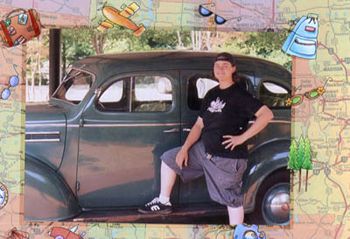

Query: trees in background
left=26, top=27, right=290, bottom=102
left=61, top=27, right=291, bottom=73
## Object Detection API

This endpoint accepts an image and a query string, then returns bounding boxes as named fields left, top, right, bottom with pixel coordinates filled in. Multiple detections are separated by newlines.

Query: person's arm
left=176, top=117, right=204, bottom=169
left=222, top=105, right=273, bottom=150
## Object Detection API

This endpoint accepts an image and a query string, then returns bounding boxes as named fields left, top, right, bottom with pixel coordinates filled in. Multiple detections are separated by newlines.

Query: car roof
left=72, top=51, right=291, bottom=86
left=74, top=51, right=286, bottom=69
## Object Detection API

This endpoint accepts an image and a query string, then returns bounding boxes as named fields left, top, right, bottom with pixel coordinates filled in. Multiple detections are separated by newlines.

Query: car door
left=76, top=71, right=181, bottom=209
left=179, top=70, right=216, bottom=205
left=178, top=69, right=256, bottom=205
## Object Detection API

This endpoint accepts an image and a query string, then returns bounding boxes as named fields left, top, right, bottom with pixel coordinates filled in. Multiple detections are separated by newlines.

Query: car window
left=187, top=74, right=218, bottom=111
left=97, top=75, right=173, bottom=112
left=259, top=81, right=290, bottom=108
left=52, top=69, right=94, bottom=104
left=99, top=80, right=124, bottom=103
left=133, top=75, right=173, bottom=112
left=196, top=77, right=219, bottom=99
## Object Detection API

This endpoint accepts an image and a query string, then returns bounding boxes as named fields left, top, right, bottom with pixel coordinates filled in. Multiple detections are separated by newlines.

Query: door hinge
left=76, top=181, right=80, bottom=192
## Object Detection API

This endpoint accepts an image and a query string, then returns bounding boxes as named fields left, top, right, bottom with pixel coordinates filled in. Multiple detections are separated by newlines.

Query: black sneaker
left=138, top=197, right=172, bottom=214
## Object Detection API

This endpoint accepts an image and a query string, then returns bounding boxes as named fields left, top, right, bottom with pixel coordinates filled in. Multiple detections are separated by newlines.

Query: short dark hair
left=214, top=52, right=236, bottom=66
left=213, top=52, right=238, bottom=82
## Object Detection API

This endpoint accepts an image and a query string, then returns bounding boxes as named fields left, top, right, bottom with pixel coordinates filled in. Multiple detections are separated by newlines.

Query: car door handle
left=183, top=128, right=191, bottom=132
left=163, top=128, right=179, bottom=133
left=79, top=118, right=85, bottom=127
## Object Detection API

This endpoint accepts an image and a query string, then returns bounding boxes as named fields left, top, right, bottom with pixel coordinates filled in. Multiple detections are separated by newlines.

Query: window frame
left=52, top=67, right=96, bottom=106
left=95, top=73, right=175, bottom=113
left=257, top=79, right=291, bottom=109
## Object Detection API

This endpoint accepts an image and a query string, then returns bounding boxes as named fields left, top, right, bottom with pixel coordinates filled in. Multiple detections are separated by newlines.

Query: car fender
left=243, top=139, right=290, bottom=212
left=25, top=154, right=81, bottom=221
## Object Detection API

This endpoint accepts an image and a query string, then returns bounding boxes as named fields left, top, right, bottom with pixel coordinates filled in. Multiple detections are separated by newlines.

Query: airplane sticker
left=97, top=2, right=145, bottom=37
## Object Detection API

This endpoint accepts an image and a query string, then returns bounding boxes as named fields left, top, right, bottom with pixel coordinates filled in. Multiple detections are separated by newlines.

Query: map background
left=0, top=0, right=349, bottom=238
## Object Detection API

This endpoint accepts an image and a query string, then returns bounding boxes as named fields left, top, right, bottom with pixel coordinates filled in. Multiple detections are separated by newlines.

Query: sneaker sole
left=137, top=208, right=173, bottom=215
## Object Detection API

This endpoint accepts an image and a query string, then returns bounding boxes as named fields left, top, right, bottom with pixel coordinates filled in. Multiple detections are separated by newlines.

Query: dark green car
left=25, top=51, right=291, bottom=225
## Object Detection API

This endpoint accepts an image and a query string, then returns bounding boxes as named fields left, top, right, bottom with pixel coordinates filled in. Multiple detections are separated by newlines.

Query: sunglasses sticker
left=198, top=3, right=241, bottom=25
left=286, top=86, right=325, bottom=106
left=0, top=182, right=8, bottom=209
left=1, top=75, right=19, bottom=100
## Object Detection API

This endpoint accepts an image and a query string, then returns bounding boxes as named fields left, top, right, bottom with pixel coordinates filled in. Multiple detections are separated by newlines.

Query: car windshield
left=52, top=69, right=94, bottom=104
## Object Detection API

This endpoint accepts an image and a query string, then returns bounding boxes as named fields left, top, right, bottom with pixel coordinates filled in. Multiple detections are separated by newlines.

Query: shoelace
left=145, top=198, right=159, bottom=206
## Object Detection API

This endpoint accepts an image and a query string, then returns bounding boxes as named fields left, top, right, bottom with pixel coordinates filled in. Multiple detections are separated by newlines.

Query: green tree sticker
left=302, top=137, right=313, bottom=191
left=288, top=139, right=298, bottom=171
left=296, top=136, right=305, bottom=192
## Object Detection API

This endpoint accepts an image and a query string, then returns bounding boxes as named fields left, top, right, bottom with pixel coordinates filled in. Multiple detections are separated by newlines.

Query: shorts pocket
left=235, top=159, right=247, bottom=175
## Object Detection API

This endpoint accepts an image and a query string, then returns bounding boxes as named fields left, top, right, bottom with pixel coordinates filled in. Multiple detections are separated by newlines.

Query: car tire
left=253, top=169, right=290, bottom=225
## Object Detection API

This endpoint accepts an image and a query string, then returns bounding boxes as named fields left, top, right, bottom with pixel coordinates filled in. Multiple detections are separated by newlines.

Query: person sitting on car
left=138, top=52, right=274, bottom=225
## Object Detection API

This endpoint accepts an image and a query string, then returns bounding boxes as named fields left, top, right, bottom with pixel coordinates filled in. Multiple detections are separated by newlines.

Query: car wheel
left=255, top=169, right=290, bottom=225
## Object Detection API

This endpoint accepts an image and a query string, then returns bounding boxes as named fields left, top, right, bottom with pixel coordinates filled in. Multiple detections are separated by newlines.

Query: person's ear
left=232, top=65, right=237, bottom=73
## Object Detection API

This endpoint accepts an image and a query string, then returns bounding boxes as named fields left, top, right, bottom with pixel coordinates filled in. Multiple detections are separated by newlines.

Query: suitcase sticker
left=0, top=8, right=42, bottom=48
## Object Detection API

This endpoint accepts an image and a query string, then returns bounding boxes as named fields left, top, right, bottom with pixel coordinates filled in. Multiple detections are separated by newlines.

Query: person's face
left=213, top=60, right=236, bottom=81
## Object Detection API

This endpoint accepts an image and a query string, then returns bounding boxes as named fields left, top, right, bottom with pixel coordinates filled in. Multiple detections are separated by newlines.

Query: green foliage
left=62, top=27, right=96, bottom=65
left=288, top=139, right=298, bottom=171
left=61, top=27, right=191, bottom=66
left=222, top=30, right=291, bottom=71
left=302, top=137, right=313, bottom=170
left=60, top=27, right=291, bottom=75
left=296, top=136, right=305, bottom=169
left=239, top=31, right=288, bottom=57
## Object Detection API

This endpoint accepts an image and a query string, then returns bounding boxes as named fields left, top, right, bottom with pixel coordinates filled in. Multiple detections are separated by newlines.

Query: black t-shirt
left=199, top=83, right=264, bottom=159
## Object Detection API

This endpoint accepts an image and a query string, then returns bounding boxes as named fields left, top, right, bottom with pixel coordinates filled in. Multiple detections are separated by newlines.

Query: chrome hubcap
left=262, top=182, right=290, bottom=224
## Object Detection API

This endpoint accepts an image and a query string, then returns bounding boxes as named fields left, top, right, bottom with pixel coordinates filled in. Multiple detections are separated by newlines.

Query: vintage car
left=25, top=51, right=291, bottom=225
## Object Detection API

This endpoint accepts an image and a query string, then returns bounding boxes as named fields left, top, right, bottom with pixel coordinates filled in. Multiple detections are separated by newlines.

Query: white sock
left=159, top=195, right=171, bottom=205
